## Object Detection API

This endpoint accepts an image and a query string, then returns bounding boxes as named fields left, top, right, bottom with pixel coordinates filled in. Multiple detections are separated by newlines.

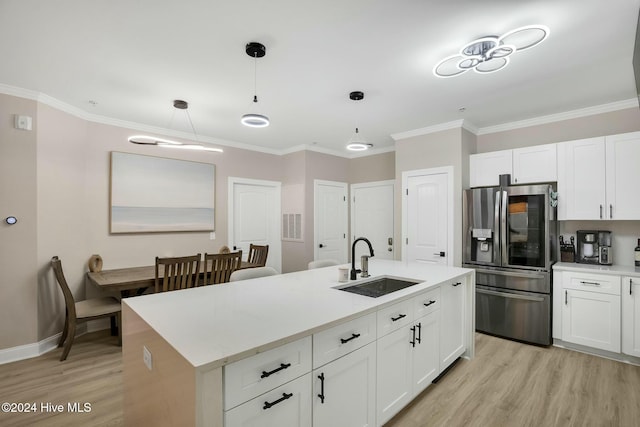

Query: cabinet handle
left=631, top=278, right=633, bottom=296
left=610, top=204, right=613, bottom=219
left=260, top=363, right=291, bottom=379
left=453, top=282, right=462, bottom=287
left=423, top=300, right=436, bottom=307
left=565, top=290, right=568, bottom=305
left=580, top=281, right=600, bottom=286
left=416, top=322, right=422, bottom=344
left=410, top=325, right=416, bottom=347
left=599, top=205, right=603, bottom=219
left=340, top=333, right=361, bottom=344
left=317, top=373, right=325, bottom=404
left=263, top=392, right=293, bottom=410
left=391, top=314, right=407, bottom=322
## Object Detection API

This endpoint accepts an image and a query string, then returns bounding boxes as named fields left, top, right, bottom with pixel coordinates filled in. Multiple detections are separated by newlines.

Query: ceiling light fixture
left=433, top=25, right=550, bottom=78
left=128, top=100, right=223, bottom=152
left=346, top=91, right=373, bottom=151
left=241, top=42, right=270, bottom=128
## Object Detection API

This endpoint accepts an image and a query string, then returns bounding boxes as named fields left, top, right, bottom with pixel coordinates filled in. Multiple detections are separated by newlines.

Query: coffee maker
left=576, top=230, right=612, bottom=265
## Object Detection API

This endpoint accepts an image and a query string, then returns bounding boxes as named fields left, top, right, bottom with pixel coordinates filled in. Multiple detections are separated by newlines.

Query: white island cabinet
left=122, top=260, right=475, bottom=427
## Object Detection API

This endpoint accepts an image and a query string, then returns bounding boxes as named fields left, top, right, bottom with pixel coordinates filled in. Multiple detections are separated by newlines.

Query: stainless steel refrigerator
left=463, top=183, right=557, bottom=345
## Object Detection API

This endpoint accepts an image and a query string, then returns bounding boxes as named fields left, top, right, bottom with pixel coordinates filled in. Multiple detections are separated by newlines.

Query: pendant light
left=128, top=100, right=223, bottom=152
left=346, top=91, right=373, bottom=151
left=241, top=42, right=270, bottom=128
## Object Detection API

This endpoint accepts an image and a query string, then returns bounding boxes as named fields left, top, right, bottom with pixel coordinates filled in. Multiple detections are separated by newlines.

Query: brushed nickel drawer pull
left=580, top=281, right=600, bottom=286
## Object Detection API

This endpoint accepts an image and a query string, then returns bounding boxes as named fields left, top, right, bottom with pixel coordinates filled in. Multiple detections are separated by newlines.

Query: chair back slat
left=50, top=256, right=77, bottom=319
left=203, top=251, right=242, bottom=285
left=247, top=244, right=269, bottom=267
left=155, top=254, right=201, bottom=292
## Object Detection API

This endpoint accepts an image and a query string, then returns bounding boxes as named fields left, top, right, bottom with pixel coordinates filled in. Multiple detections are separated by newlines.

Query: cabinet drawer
left=224, top=373, right=312, bottom=427
left=377, top=299, right=414, bottom=338
left=413, top=287, right=441, bottom=319
left=563, top=272, right=620, bottom=295
left=224, top=336, right=312, bottom=410
left=313, top=312, right=376, bottom=369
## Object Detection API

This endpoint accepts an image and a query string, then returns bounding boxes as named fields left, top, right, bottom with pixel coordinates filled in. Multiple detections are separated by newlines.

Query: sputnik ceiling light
left=128, top=100, right=223, bottom=152
left=346, top=91, right=373, bottom=152
left=241, top=42, right=270, bottom=128
left=433, top=25, right=549, bottom=78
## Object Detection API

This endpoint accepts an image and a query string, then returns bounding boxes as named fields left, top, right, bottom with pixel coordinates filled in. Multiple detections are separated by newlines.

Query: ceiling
left=1, top=0, right=639, bottom=155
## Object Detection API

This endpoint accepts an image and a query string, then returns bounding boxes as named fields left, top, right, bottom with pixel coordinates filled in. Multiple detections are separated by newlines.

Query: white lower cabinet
left=622, top=276, right=640, bottom=357
left=440, top=279, right=466, bottom=367
left=312, top=342, right=377, bottom=427
left=224, top=373, right=312, bottom=427
left=560, top=272, right=621, bottom=352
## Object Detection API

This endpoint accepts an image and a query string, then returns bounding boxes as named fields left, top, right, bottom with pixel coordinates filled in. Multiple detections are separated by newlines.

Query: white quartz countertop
left=123, top=259, right=473, bottom=369
left=554, top=262, right=640, bottom=277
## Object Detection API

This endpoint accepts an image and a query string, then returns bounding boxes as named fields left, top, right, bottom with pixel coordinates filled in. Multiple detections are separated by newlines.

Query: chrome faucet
left=351, top=237, right=375, bottom=280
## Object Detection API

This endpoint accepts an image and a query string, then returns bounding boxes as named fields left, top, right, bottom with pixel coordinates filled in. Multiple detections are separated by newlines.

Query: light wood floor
left=0, top=331, right=638, bottom=427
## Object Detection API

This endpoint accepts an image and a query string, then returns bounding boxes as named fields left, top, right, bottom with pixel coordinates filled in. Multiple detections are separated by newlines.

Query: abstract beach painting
left=110, top=152, right=215, bottom=233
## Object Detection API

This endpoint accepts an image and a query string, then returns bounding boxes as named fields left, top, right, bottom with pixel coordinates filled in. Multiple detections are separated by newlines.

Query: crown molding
left=391, top=119, right=480, bottom=141
left=477, top=98, right=639, bottom=135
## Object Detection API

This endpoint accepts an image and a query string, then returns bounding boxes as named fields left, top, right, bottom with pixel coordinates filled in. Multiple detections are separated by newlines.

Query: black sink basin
left=336, top=276, right=421, bottom=298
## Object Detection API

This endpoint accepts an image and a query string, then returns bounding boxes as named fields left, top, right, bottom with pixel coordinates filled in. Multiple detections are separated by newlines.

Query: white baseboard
left=0, top=323, right=95, bottom=365
left=553, top=339, right=640, bottom=366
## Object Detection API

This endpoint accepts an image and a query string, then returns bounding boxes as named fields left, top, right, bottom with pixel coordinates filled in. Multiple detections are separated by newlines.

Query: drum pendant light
left=241, top=42, right=270, bottom=128
left=346, top=91, right=372, bottom=151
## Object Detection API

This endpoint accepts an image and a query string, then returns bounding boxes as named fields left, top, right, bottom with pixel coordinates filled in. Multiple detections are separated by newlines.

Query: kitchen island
left=122, top=259, right=475, bottom=426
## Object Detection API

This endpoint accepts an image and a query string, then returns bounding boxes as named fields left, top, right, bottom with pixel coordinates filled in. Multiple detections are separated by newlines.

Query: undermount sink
left=335, top=276, right=421, bottom=298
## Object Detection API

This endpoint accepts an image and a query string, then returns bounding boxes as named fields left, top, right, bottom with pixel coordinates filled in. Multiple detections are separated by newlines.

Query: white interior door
left=228, top=177, right=281, bottom=272
left=403, top=168, right=452, bottom=265
left=314, top=180, right=348, bottom=263
left=351, top=180, right=395, bottom=260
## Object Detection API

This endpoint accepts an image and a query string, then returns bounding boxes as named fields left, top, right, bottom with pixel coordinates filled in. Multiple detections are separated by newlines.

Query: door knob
left=433, top=251, right=445, bottom=257
left=319, top=243, right=324, bottom=248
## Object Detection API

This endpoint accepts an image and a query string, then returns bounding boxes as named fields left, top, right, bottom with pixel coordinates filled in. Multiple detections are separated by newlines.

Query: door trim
left=401, top=167, right=454, bottom=265
left=228, top=176, right=282, bottom=271
left=314, top=179, right=348, bottom=262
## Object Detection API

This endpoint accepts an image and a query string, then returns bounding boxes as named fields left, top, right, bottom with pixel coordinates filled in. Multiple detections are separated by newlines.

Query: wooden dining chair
left=51, top=256, right=122, bottom=361
left=155, top=254, right=201, bottom=293
left=247, top=244, right=269, bottom=267
left=203, top=251, right=243, bottom=285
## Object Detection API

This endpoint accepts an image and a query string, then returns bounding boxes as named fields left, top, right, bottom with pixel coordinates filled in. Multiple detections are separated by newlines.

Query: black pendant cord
left=253, top=54, right=259, bottom=104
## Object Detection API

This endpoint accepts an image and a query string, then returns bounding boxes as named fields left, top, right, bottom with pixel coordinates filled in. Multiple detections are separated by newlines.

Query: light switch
left=143, top=346, right=153, bottom=371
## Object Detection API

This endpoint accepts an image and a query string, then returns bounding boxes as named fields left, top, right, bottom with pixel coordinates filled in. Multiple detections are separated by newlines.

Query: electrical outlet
left=143, top=346, right=152, bottom=371
left=209, top=231, right=216, bottom=240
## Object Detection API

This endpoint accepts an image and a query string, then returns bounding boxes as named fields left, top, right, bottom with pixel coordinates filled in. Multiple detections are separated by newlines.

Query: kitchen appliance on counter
left=559, top=236, right=575, bottom=262
left=576, top=230, right=612, bottom=265
left=464, top=179, right=557, bottom=346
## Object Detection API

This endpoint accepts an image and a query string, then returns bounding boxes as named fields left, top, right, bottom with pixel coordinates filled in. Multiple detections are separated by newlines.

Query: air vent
left=282, top=213, right=303, bottom=241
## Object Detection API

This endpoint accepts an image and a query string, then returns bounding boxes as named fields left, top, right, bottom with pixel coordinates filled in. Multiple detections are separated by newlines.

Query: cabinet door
left=376, top=326, right=413, bottom=425
left=512, top=143, right=557, bottom=184
left=470, top=150, right=513, bottom=188
left=557, top=137, right=606, bottom=220
left=313, top=342, right=376, bottom=427
left=605, top=132, right=640, bottom=220
left=622, top=277, right=640, bottom=357
left=412, top=310, right=440, bottom=395
left=562, top=289, right=621, bottom=352
left=440, top=280, right=466, bottom=368
left=224, top=373, right=312, bottom=427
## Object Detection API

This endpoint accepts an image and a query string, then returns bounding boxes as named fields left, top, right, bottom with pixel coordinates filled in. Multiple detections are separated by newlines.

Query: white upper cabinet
left=557, top=131, right=640, bottom=220
left=469, top=149, right=512, bottom=187
left=470, top=144, right=557, bottom=188
left=557, top=137, right=606, bottom=220
left=512, top=143, right=557, bottom=184
left=605, top=132, right=640, bottom=220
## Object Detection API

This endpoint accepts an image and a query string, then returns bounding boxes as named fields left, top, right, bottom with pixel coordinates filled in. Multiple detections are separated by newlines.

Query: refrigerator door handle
left=494, top=190, right=501, bottom=265
left=500, top=190, right=508, bottom=266
left=477, top=288, right=545, bottom=302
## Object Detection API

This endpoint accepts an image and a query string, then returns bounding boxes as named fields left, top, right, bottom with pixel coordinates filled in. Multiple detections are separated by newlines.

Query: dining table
left=87, top=261, right=260, bottom=298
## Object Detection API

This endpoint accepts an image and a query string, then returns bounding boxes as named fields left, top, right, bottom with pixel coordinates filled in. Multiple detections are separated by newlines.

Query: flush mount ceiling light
left=241, top=42, right=270, bottom=128
left=128, top=100, right=223, bottom=152
left=346, top=91, right=373, bottom=151
left=433, top=25, right=549, bottom=78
